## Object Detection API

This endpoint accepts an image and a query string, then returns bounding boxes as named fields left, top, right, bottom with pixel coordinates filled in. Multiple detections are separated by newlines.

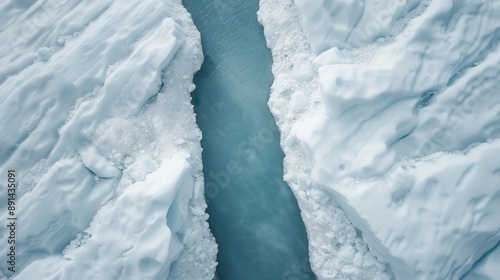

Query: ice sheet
left=259, top=0, right=500, bottom=279
left=0, top=0, right=216, bottom=279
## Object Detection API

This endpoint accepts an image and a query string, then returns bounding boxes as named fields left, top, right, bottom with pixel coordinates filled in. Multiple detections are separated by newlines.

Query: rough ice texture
left=463, top=242, right=500, bottom=280
left=0, top=0, right=216, bottom=279
left=293, top=0, right=420, bottom=53
left=258, top=1, right=393, bottom=279
left=259, top=0, right=500, bottom=279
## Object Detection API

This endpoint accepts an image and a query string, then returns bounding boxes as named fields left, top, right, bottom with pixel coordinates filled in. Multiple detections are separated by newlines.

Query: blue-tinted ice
left=183, top=0, right=315, bottom=279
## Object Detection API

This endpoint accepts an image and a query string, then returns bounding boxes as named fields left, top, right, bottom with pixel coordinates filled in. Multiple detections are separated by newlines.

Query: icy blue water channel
left=182, top=0, right=315, bottom=279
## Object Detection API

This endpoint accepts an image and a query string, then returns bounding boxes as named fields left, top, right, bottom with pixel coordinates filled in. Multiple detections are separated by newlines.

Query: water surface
left=182, top=0, right=315, bottom=279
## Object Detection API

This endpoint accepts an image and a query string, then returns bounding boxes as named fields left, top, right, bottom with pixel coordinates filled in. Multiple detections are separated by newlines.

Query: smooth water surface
left=182, top=0, right=315, bottom=279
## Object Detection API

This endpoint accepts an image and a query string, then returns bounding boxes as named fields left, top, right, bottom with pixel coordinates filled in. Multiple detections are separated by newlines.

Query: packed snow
left=0, top=0, right=216, bottom=279
left=259, top=0, right=500, bottom=279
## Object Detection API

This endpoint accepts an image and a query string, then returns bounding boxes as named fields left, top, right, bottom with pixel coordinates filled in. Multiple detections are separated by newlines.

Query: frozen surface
left=15, top=156, right=194, bottom=279
left=332, top=142, right=500, bottom=279
left=259, top=0, right=500, bottom=279
left=183, top=0, right=314, bottom=279
left=0, top=0, right=216, bottom=279
left=463, top=241, right=500, bottom=280
left=293, top=0, right=420, bottom=53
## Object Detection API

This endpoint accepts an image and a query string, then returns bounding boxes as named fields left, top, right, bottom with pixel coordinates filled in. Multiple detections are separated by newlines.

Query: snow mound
left=259, top=0, right=500, bottom=279
left=0, top=0, right=216, bottom=279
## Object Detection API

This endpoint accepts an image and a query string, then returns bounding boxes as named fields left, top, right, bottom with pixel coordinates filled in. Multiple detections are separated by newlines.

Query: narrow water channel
left=182, top=0, right=315, bottom=279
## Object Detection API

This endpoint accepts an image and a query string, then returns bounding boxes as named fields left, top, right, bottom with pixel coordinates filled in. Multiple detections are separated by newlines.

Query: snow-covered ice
left=463, top=242, right=500, bottom=280
left=0, top=0, right=216, bottom=279
left=259, top=0, right=500, bottom=279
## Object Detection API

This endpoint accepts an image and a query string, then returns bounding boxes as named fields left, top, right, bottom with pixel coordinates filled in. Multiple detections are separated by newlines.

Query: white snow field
left=259, top=0, right=500, bottom=279
left=0, top=0, right=216, bottom=279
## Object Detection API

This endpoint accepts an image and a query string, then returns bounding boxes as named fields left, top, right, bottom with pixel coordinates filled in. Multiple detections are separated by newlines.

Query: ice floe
left=259, top=0, right=500, bottom=279
left=0, top=0, right=216, bottom=279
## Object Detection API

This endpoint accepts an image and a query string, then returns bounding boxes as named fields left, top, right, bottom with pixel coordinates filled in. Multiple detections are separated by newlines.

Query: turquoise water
left=182, top=0, right=315, bottom=279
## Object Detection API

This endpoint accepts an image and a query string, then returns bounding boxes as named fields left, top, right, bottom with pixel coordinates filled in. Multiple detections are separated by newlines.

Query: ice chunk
left=79, top=145, right=121, bottom=178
